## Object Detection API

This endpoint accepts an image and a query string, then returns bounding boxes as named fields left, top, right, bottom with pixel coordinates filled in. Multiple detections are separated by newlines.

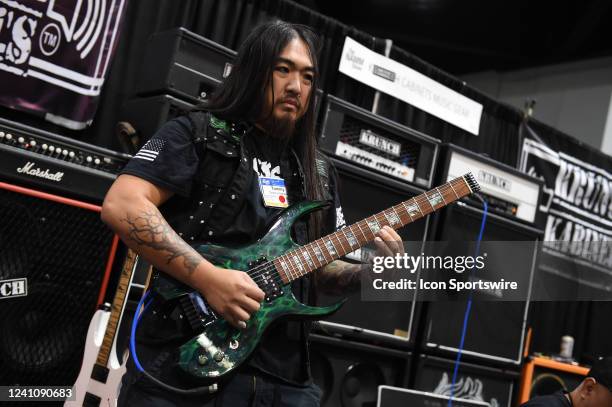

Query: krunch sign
left=520, top=123, right=612, bottom=293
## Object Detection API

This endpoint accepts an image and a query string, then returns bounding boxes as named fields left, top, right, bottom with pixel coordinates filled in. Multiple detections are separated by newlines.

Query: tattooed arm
left=316, top=226, right=404, bottom=296
left=316, top=260, right=364, bottom=296
left=101, top=174, right=264, bottom=328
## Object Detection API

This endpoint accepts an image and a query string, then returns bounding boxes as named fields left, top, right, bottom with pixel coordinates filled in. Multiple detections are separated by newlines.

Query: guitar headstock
left=464, top=172, right=481, bottom=193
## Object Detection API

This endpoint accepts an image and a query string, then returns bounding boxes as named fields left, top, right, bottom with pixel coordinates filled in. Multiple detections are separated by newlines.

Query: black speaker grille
left=0, top=186, right=115, bottom=387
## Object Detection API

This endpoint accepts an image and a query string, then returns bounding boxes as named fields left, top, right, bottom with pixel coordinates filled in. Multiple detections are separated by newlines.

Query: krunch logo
left=17, top=161, right=64, bottom=182
left=0, top=278, right=27, bottom=300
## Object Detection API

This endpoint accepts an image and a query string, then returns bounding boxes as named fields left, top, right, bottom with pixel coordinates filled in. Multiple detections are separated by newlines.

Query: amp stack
left=121, top=27, right=237, bottom=142
left=122, top=27, right=325, bottom=144
left=312, top=94, right=440, bottom=407
left=0, top=117, right=129, bottom=388
left=409, top=143, right=544, bottom=407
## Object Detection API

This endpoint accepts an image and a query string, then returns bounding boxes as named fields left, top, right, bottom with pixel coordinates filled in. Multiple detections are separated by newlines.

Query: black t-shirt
left=121, top=115, right=345, bottom=385
left=520, top=392, right=572, bottom=407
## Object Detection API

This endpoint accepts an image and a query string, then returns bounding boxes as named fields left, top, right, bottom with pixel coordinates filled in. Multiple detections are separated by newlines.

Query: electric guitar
left=152, top=173, right=481, bottom=384
left=66, top=249, right=140, bottom=407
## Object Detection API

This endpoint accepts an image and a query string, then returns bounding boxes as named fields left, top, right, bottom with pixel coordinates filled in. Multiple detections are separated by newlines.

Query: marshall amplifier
left=377, top=386, right=490, bottom=407
left=0, top=117, right=124, bottom=389
left=135, top=28, right=236, bottom=103
left=319, top=95, right=439, bottom=189
left=420, top=144, right=544, bottom=366
left=0, top=117, right=130, bottom=203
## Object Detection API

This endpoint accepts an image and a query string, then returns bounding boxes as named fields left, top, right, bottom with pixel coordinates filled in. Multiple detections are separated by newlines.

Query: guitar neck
left=273, top=173, right=480, bottom=284
left=95, top=249, right=139, bottom=368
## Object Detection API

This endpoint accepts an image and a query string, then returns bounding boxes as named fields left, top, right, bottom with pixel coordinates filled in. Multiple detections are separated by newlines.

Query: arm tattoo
left=122, top=209, right=202, bottom=275
left=316, top=260, right=365, bottom=296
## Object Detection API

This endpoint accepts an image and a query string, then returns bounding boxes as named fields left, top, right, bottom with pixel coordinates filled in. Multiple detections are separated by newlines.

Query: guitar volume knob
left=198, top=354, right=209, bottom=365
left=213, top=351, right=225, bottom=362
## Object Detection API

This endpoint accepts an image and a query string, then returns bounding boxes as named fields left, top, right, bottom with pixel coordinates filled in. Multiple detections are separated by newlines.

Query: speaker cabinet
left=377, top=386, right=490, bottom=407
left=310, top=333, right=411, bottom=407
left=412, top=355, right=519, bottom=407
left=316, top=157, right=430, bottom=347
left=0, top=181, right=118, bottom=387
left=135, top=28, right=236, bottom=103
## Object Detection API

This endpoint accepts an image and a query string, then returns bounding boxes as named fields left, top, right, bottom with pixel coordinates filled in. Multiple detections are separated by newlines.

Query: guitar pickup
left=179, top=293, right=213, bottom=331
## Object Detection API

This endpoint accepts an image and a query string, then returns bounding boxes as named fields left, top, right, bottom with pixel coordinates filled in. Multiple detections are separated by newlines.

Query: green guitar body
left=152, top=200, right=345, bottom=383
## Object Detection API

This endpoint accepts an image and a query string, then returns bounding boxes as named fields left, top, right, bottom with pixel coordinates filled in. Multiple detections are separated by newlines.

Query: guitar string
left=245, top=177, right=470, bottom=288
left=245, top=177, right=469, bottom=287
left=246, top=176, right=468, bottom=287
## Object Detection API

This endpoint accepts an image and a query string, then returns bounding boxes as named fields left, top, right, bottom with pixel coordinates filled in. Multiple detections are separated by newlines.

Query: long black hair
left=199, top=20, right=325, bottom=239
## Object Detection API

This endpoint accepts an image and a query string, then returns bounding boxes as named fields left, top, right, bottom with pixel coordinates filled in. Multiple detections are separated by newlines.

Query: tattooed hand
left=101, top=174, right=265, bottom=329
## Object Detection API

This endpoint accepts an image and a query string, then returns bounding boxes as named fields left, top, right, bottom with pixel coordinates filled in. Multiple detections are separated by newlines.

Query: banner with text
left=520, top=122, right=612, bottom=296
left=0, top=0, right=127, bottom=129
left=338, top=36, right=483, bottom=135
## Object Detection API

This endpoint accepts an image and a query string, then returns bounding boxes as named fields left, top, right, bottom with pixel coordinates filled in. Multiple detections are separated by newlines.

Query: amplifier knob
left=0, top=132, right=4, bottom=139
left=62, top=150, right=68, bottom=156
left=68, top=151, right=75, bottom=158
left=30, top=140, right=37, bottom=147
left=17, top=136, right=25, bottom=144
left=86, top=156, right=93, bottom=163
left=94, top=158, right=101, bottom=165
left=42, top=144, right=48, bottom=151
left=48, top=145, right=55, bottom=152
left=55, top=148, right=62, bottom=155
left=5, top=133, right=12, bottom=141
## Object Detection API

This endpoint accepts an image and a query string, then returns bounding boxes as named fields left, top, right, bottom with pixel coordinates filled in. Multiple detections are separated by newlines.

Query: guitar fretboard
left=95, top=249, right=138, bottom=368
left=273, top=173, right=479, bottom=283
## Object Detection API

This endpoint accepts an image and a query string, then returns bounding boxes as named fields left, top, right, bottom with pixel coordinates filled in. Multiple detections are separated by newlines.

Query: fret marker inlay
left=324, top=240, right=337, bottom=257
left=367, top=219, right=381, bottom=234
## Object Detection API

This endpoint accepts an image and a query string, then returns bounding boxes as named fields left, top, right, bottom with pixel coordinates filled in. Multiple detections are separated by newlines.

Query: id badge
left=258, top=176, right=289, bottom=208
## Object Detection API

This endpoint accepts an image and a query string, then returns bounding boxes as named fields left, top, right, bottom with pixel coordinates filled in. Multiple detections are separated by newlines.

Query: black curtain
left=52, top=0, right=384, bottom=151
left=529, top=301, right=612, bottom=365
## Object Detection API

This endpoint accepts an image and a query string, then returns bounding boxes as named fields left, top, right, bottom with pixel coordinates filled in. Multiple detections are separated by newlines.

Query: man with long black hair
left=102, top=20, right=402, bottom=406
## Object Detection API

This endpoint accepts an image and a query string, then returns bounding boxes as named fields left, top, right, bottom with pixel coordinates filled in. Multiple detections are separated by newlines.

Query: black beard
left=261, top=112, right=296, bottom=141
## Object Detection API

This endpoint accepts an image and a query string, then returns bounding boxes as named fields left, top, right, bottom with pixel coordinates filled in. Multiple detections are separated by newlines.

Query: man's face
left=579, top=379, right=612, bottom=407
left=590, top=384, right=612, bottom=407
left=261, top=37, right=314, bottom=128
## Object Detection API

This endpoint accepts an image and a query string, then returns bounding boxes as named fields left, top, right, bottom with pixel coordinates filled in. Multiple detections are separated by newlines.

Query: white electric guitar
left=66, top=249, right=141, bottom=407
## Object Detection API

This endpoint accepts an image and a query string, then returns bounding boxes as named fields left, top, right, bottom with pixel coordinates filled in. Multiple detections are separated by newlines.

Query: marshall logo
left=0, top=278, right=28, bottom=300
left=17, top=161, right=64, bottom=182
